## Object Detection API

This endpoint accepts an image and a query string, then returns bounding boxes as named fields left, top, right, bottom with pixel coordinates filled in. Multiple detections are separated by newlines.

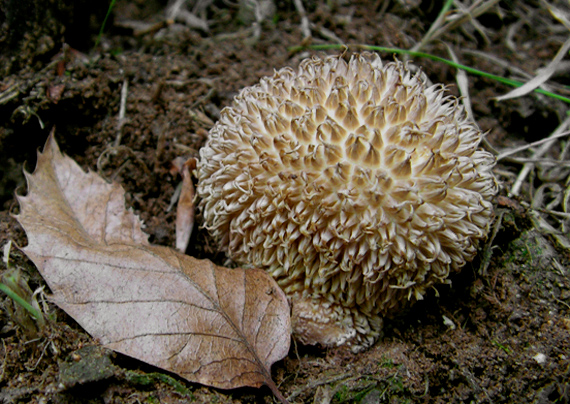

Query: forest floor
left=1, top=1, right=569, bottom=403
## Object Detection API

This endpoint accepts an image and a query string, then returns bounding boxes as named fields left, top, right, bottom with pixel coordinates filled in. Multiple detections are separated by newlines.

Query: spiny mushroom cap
left=197, top=53, right=497, bottom=348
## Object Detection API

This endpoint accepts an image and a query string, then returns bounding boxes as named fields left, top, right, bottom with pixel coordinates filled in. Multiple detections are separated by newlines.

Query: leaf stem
left=266, top=379, right=290, bottom=404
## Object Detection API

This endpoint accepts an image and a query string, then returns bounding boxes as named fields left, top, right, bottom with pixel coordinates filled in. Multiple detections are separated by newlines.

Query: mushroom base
left=291, top=295, right=383, bottom=352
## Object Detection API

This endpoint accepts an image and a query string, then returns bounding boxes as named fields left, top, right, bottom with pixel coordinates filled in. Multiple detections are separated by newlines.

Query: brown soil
left=1, top=0, right=570, bottom=403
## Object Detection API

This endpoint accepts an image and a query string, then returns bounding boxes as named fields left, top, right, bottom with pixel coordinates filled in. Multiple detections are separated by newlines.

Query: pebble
left=533, top=353, right=547, bottom=364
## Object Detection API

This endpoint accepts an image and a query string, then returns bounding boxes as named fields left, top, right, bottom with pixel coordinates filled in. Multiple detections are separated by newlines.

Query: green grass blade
left=0, top=282, right=44, bottom=322
left=287, top=44, right=570, bottom=104
left=95, top=0, right=117, bottom=48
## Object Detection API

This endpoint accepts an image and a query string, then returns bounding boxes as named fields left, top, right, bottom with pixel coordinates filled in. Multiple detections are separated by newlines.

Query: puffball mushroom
left=197, top=53, right=497, bottom=351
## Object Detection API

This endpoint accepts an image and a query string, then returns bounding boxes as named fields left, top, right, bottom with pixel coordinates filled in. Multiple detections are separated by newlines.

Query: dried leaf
left=175, top=158, right=196, bottom=253
left=15, top=134, right=291, bottom=397
left=495, top=36, right=570, bottom=101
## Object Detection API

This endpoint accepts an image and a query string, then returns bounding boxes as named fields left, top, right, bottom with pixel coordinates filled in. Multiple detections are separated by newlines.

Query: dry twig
left=293, top=0, right=311, bottom=41
left=166, top=0, right=209, bottom=32
left=497, top=131, right=570, bottom=161
left=510, top=115, right=570, bottom=197
left=114, top=79, right=128, bottom=147
left=446, top=45, right=473, bottom=119
left=411, top=0, right=500, bottom=52
left=287, top=374, right=356, bottom=402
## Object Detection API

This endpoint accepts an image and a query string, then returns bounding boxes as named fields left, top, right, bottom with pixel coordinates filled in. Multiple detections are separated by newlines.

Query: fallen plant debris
left=14, top=133, right=291, bottom=402
left=173, top=156, right=197, bottom=253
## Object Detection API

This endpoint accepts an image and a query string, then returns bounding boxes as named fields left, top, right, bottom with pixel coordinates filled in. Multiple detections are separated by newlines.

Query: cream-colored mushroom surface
left=197, top=53, right=497, bottom=351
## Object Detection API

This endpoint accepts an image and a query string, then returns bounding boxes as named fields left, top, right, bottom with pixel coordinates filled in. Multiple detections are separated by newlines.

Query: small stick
left=446, top=44, right=473, bottom=119
left=114, top=79, right=129, bottom=147
left=497, top=130, right=570, bottom=160
left=287, top=373, right=355, bottom=402
left=293, top=0, right=311, bottom=41
left=510, top=115, right=570, bottom=196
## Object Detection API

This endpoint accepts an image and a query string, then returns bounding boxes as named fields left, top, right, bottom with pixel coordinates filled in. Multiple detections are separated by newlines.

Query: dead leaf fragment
left=175, top=157, right=196, bottom=253
left=47, top=83, right=65, bottom=103
left=495, top=36, right=570, bottom=101
left=15, top=134, right=291, bottom=396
